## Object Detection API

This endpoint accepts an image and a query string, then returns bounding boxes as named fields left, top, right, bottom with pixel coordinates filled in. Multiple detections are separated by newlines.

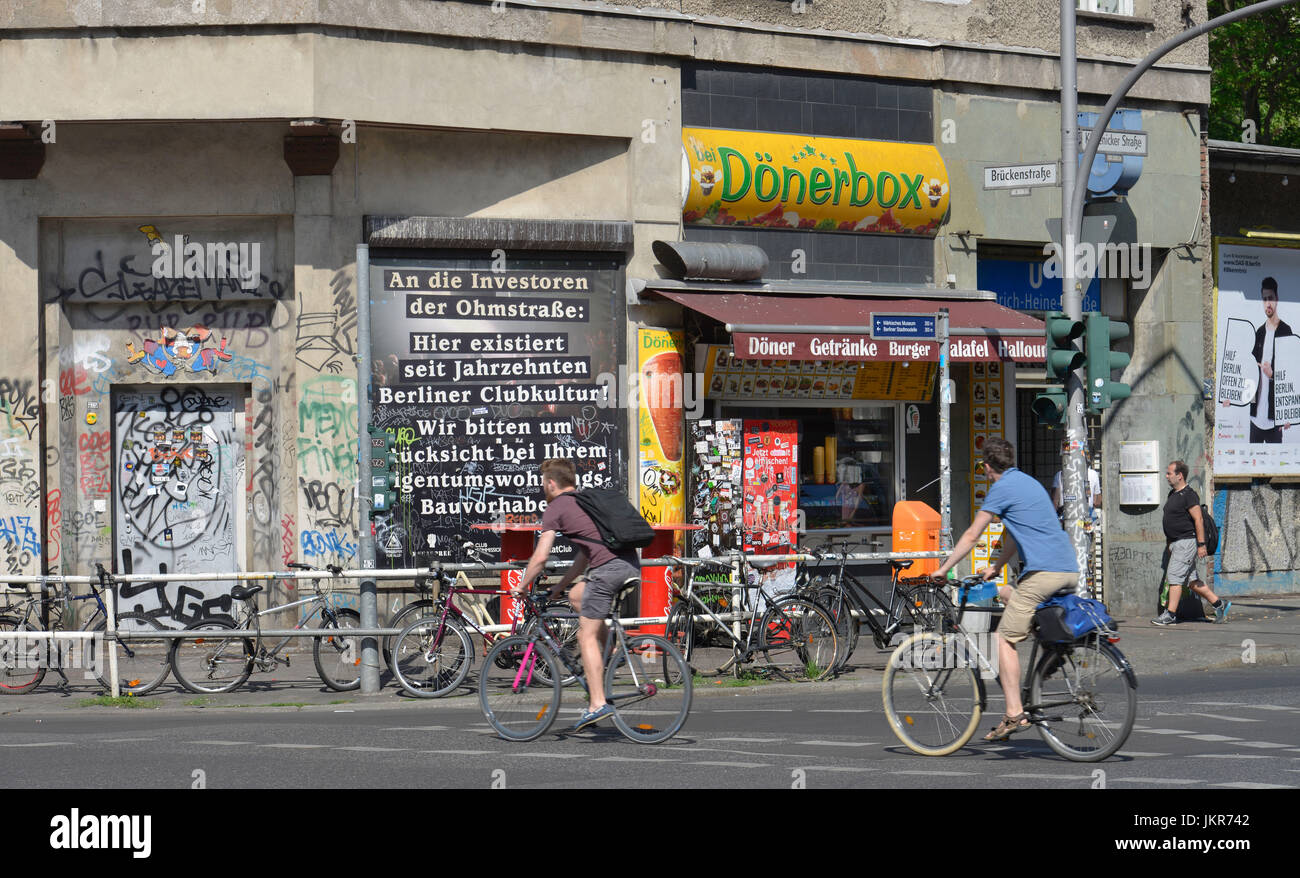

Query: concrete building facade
left=0, top=1, right=1212, bottom=621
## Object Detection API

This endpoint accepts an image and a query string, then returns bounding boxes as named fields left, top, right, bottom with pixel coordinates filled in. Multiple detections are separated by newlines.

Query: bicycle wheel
left=169, top=617, right=254, bottom=694
left=1030, top=639, right=1136, bottom=762
left=383, top=599, right=434, bottom=664
left=902, top=584, right=960, bottom=635
left=812, top=585, right=858, bottom=671
left=757, top=598, right=838, bottom=682
left=391, top=616, right=473, bottom=698
left=313, top=608, right=362, bottom=692
left=0, top=615, right=46, bottom=694
left=90, top=613, right=171, bottom=695
left=479, top=635, right=562, bottom=742
left=882, top=631, right=983, bottom=756
left=667, top=597, right=737, bottom=677
left=605, top=633, right=692, bottom=744
left=522, top=608, right=580, bottom=686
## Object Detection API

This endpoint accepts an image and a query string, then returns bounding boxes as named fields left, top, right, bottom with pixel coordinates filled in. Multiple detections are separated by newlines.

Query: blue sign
left=977, top=258, right=1100, bottom=313
left=1078, top=108, right=1144, bottom=198
left=870, top=313, right=937, bottom=340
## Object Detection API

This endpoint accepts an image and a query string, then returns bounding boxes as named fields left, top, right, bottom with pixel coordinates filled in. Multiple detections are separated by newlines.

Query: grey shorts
left=576, top=558, right=640, bottom=621
left=1166, top=538, right=1200, bottom=586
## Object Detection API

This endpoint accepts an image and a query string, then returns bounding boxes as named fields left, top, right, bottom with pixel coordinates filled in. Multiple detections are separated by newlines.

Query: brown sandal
left=983, top=712, right=1031, bottom=742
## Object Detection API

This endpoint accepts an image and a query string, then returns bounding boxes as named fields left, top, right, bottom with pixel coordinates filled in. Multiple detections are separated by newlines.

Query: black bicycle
left=796, top=538, right=956, bottom=670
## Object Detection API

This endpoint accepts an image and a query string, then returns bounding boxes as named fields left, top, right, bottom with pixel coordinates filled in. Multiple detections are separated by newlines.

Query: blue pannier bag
left=1034, top=594, right=1115, bottom=642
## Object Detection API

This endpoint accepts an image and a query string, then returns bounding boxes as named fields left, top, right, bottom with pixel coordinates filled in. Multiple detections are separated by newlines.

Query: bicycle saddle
left=616, top=577, right=640, bottom=599
left=888, top=560, right=914, bottom=571
left=230, top=584, right=263, bottom=601
left=747, top=557, right=783, bottom=569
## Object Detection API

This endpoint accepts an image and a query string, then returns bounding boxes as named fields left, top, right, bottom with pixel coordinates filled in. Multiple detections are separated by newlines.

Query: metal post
left=1060, top=0, right=1090, bottom=593
left=106, top=587, right=119, bottom=698
left=938, top=307, right=952, bottom=552
left=355, top=243, right=380, bottom=694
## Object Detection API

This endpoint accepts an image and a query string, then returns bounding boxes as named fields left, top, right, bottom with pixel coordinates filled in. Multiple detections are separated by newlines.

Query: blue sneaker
left=1214, top=601, right=1232, bottom=624
left=567, top=704, right=615, bottom=732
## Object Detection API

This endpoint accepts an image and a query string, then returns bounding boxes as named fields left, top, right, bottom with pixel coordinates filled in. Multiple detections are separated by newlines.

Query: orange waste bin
left=892, top=501, right=941, bottom=576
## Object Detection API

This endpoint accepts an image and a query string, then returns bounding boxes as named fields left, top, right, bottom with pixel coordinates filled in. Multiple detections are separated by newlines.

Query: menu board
left=367, top=259, right=626, bottom=564
left=687, top=419, right=743, bottom=556
left=969, top=361, right=1008, bottom=587
left=743, top=419, right=799, bottom=599
left=703, top=345, right=935, bottom=402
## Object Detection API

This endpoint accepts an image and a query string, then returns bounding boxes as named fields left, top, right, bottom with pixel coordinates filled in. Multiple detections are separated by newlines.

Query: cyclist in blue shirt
left=933, top=437, right=1079, bottom=742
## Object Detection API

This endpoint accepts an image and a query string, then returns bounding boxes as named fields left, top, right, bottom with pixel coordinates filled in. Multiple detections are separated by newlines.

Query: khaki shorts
left=998, top=571, right=1079, bottom=646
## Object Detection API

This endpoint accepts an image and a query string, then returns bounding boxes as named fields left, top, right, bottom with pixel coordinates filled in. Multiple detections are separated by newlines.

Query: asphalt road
left=2, top=667, right=1297, bottom=790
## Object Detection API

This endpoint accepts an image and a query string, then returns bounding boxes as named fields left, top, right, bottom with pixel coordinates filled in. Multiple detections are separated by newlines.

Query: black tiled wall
left=682, top=64, right=936, bottom=284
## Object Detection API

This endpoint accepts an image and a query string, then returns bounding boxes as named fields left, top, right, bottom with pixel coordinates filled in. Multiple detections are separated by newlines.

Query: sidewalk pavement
left=2, top=595, right=1295, bottom=717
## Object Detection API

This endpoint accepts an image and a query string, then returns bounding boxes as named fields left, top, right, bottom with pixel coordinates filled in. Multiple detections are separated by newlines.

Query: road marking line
left=999, top=773, right=1091, bottom=780
left=1115, top=752, right=1171, bottom=758
left=99, top=738, right=158, bottom=743
left=262, top=744, right=332, bottom=749
left=797, top=740, right=874, bottom=747
left=507, top=753, right=587, bottom=759
left=338, top=747, right=410, bottom=752
left=381, top=726, right=448, bottom=732
left=1185, top=712, right=1262, bottom=723
left=1233, top=741, right=1292, bottom=749
left=418, top=750, right=494, bottom=756
left=687, top=761, right=770, bottom=768
left=1107, top=778, right=1202, bottom=785
left=0, top=742, right=74, bottom=747
left=712, top=709, right=794, bottom=713
left=1213, top=782, right=1296, bottom=789
left=799, top=766, right=880, bottom=773
left=1189, top=702, right=1299, bottom=711
left=185, top=740, right=252, bottom=746
left=891, top=770, right=977, bottom=777
left=809, top=709, right=874, bottom=713
left=1135, top=728, right=1196, bottom=735
left=710, top=737, right=786, bottom=743
left=1181, top=734, right=1242, bottom=742
left=593, top=756, right=677, bottom=763
left=1189, top=754, right=1275, bottom=759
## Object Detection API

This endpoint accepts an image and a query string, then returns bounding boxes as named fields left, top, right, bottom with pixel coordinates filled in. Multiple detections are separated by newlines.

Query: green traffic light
left=1032, top=388, right=1068, bottom=425
left=1084, top=312, right=1132, bottom=412
left=1044, top=312, right=1086, bottom=382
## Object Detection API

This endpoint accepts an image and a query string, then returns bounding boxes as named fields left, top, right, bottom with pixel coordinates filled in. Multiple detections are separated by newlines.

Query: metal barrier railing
left=1, top=550, right=946, bottom=696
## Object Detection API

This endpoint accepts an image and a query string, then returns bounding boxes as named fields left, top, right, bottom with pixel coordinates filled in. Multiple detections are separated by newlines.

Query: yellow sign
left=637, top=329, right=686, bottom=528
left=683, top=127, right=949, bottom=235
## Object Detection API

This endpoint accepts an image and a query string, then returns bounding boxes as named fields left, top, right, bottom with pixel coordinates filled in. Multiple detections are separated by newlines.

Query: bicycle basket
left=1034, top=594, right=1115, bottom=642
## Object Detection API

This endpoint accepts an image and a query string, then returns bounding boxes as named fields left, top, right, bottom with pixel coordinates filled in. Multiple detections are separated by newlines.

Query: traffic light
left=1084, top=312, right=1131, bottom=413
left=367, top=426, right=398, bottom=518
left=1032, top=311, right=1085, bottom=425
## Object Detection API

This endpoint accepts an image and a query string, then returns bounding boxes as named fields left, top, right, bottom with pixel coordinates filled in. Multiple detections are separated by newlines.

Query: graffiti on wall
left=125, top=325, right=234, bottom=377
left=295, top=271, right=357, bottom=374
left=1218, top=484, right=1300, bottom=574
left=296, top=375, right=358, bottom=565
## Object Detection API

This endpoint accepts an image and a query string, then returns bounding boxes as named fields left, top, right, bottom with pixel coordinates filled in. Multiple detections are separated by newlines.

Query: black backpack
left=1199, top=504, right=1219, bottom=556
left=571, top=488, right=655, bottom=552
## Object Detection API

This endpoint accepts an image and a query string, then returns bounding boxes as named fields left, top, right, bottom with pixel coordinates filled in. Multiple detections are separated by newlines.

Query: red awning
left=651, top=290, right=1044, bottom=362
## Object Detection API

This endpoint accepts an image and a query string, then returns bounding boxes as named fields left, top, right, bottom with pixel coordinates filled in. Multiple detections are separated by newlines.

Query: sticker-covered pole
left=355, top=244, right=380, bottom=695
left=938, top=307, right=952, bottom=552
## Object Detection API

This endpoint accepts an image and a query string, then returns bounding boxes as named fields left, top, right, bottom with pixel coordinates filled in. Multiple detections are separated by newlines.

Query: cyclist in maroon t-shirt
left=513, top=458, right=639, bottom=732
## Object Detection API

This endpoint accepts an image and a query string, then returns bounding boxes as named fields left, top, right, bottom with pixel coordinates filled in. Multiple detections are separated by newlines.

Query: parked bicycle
left=882, top=575, right=1136, bottom=761
left=479, top=578, right=691, bottom=743
left=663, top=553, right=839, bottom=682
left=0, top=565, right=171, bottom=695
left=167, top=562, right=361, bottom=694
left=796, top=539, right=958, bottom=670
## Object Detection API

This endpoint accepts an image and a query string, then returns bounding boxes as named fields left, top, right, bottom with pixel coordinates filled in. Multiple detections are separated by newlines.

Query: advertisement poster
left=688, top=419, right=743, bottom=557
left=367, top=259, right=626, bottom=563
left=637, top=329, right=686, bottom=529
left=1214, top=241, right=1300, bottom=476
left=969, top=361, right=1008, bottom=588
left=743, top=419, right=799, bottom=600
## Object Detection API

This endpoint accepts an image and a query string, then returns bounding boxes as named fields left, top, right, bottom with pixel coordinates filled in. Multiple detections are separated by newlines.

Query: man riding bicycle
left=513, top=458, right=640, bottom=732
left=931, top=437, right=1079, bottom=742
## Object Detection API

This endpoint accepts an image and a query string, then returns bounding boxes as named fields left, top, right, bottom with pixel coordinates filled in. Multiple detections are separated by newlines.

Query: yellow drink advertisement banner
left=682, top=127, right=949, bottom=235
left=638, top=329, right=686, bottom=527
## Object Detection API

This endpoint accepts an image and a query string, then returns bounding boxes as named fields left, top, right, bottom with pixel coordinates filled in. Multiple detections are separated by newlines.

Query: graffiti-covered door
left=113, top=386, right=244, bottom=623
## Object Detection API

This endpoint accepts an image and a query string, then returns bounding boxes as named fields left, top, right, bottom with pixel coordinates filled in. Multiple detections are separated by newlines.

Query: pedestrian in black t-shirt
left=1152, top=460, right=1231, bottom=625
